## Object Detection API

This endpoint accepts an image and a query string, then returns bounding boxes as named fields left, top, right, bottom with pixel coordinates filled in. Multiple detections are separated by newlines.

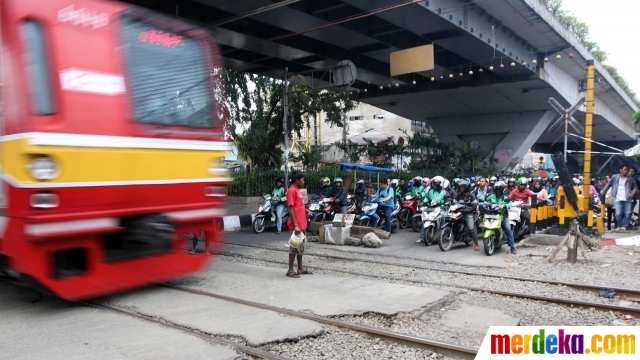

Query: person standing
left=272, top=177, right=286, bottom=234
left=286, top=171, right=312, bottom=278
left=376, top=180, right=395, bottom=233
left=600, top=164, right=638, bottom=231
left=628, top=167, right=640, bottom=215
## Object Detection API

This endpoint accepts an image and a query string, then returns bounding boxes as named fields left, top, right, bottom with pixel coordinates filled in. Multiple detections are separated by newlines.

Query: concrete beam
left=429, top=111, right=555, bottom=171
left=522, top=0, right=638, bottom=113
left=539, top=62, right=635, bottom=138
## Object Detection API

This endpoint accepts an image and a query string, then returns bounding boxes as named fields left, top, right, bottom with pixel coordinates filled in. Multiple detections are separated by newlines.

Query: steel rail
left=0, top=277, right=287, bottom=360
left=216, top=251, right=640, bottom=318
left=160, top=283, right=478, bottom=360
left=223, top=241, right=640, bottom=301
left=83, top=300, right=289, bottom=360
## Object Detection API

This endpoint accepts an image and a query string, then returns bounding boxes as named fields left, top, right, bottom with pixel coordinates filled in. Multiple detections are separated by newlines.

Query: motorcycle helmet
left=275, top=177, right=283, bottom=184
left=391, top=179, right=399, bottom=186
left=357, top=179, right=365, bottom=185
left=431, top=176, right=444, bottom=189
left=443, top=179, right=450, bottom=189
left=517, top=177, right=528, bottom=186
left=470, top=176, right=476, bottom=183
left=422, top=177, right=431, bottom=187
left=489, top=176, right=497, bottom=184
left=334, top=177, right=343, bottom=184
left=320, top=177, right=330, bottom=187
left=494, top=181, right=506, bottom=195
left=453, top=178, right=462, bottom=185
left=508, top=177, right=516, bottom=185
left=458, top=180, right=471, bottom=193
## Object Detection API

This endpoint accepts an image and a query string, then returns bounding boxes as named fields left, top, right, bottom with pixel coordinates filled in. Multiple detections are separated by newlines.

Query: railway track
left=160, top=283, right=479, bottom=360
left=216, top=246, right=640, bottom=318
left=223, top=241, right=640, bottom=302
left=82, top=299, right=286, bottom=360
left=0, top=277, right=478, bottom=359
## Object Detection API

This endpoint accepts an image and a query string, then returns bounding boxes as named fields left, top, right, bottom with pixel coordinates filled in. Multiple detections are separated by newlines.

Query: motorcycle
left=358, top=200, right=399, bottom=233
left=438, top=201, right=477, bottom=251
left=479, top=203, right=504, bottom=256
left=306, top=197, right=336, bottom=236
left=252, top=194, right=289, bottom=233
left=509, top=201, right=529, bottom=240
left=418, top=200, right=445, bottom=246
left=397, top=194, right=419, bottom=229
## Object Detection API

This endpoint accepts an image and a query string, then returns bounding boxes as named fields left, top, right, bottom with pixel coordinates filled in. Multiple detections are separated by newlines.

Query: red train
left=0, top=0, right=230, bottom=300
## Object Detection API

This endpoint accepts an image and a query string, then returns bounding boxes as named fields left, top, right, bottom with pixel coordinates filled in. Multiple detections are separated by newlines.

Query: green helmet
left=517, top=177, right=528, bottom=185
left=453, top=178, right=462, bottom=184
left=334, top=177, right=343, bottom=184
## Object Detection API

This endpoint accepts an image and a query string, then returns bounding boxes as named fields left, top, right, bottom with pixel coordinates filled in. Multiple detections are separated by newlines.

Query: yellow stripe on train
left=0, top=137, right=229, bottom=185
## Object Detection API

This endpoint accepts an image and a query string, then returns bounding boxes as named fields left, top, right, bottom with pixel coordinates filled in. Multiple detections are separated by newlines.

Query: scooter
left=252, top=194, right=289, bottom=233
left=509, top=201, right=529, bottom=239
left=358, top=200, right=399, bottom=233
left=397, top=194, right=419, bottom=229
left=418, top=200, right=444, bottom=246
left=479, top=203, right=504, bottom=256
left=438, top=201, right=477, bottom=251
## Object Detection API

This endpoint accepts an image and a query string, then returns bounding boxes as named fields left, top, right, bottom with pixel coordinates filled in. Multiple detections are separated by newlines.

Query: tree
left=334, top=140, right=364, bottom=163
left=222, top=69, right=356, bottom=171
left=633, top=112, right=640, bottom=128
left=289, top=147, right=323, bottom=170
left=540, top=0, right=638, bottom=104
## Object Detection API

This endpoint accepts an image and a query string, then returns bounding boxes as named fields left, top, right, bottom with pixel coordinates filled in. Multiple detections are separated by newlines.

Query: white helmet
left=413, top=176, right=422, bottom=182
left=357, top=179, right=365, bottom=184
left=391, top=179, right=399, bottom=186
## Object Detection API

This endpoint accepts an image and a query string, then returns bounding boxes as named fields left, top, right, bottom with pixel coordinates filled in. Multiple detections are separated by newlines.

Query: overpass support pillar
left=430, top=110, right=556, bottom=172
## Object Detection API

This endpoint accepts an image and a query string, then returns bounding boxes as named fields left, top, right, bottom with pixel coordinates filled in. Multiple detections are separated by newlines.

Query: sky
left=561, top=0, right=639, bottom=96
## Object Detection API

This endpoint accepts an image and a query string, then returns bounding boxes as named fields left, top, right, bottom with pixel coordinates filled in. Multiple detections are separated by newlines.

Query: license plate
left=485, top=215, right=498, bottom=219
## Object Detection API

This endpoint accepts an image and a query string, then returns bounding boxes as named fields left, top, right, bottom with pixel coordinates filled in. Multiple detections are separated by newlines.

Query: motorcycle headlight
left=28, top=156, right=59, bottom=180
left=258, top=206, right=263, bottom=212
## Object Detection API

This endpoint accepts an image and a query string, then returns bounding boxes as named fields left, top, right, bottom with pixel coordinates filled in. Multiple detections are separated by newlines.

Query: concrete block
left=363, top=233, right=382, bottom=248
left=440, top=305, right=520, bottom=333
left=345, top=237, right=362, bottom=246
left=104, top=286, right=325, bottom=346
left=199, top=260, right=451, bottom=317
left=324, top=226, right=351, bottom=245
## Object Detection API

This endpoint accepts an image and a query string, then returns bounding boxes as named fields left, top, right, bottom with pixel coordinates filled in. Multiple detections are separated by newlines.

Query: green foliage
left=633, top=112, right=640, bottom=127
left=604, top=65, right=638, bottom=104
left=398, top=130, right=497, bottom=176
left=289, top=147, right=323, bottom=170
left=222, top=69, right=356, bottom=170
left=540, top=0, right=638, bottom=104
left=334, top=140, right=364, bottom=163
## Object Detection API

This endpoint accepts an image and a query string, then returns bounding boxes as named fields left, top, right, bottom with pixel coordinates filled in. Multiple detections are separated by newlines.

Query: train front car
left=0, top=0, right=231, bottom=300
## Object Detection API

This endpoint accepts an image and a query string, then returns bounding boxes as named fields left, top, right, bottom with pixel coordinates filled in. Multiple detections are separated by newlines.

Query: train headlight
left=28, top=156, right=59, bottom=180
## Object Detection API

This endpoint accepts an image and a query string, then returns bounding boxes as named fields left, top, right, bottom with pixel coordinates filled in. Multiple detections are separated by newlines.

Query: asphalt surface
left=224, top=228, right=511, bottom=268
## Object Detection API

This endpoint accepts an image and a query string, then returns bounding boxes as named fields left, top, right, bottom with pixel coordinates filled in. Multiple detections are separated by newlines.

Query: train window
left=120, top=16, right=213, bottom=128
left=20, top=21, right=56, bottom=115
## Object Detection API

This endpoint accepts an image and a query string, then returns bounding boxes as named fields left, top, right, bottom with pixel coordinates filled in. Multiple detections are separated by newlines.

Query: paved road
left=224, top=228, right=511, bottom=268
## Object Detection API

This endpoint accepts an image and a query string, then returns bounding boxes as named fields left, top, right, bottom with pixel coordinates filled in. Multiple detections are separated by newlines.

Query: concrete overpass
left=126, top=0, right=639, bottom=170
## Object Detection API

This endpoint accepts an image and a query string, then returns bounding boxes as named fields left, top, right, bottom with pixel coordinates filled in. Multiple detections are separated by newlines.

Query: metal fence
left=228, top=167, right=461, bottom=197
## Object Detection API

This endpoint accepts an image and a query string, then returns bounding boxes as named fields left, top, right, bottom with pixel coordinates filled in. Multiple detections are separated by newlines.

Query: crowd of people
left=276, top=165, right=640, bottom=276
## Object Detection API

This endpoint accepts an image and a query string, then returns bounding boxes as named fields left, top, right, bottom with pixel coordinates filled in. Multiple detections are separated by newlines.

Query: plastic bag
left=599, top=288, right=616, bottom=299
left=288, top=231, right=305, bottom=248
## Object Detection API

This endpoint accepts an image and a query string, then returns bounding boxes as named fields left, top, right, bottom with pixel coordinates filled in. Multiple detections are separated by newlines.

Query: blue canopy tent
left=339, top=163, right=394, bottom=190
